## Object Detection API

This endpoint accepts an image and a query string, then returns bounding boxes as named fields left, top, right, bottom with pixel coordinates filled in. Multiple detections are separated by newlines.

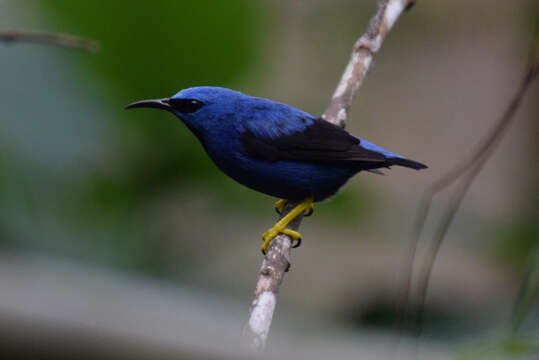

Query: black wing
left=239, top=118, right=387, bottom=164
left=239, top=118, right=428, bottom=170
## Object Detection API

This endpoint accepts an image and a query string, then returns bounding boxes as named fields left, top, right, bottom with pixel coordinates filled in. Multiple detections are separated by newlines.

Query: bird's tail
left=386, top=157, right=428, bottom=170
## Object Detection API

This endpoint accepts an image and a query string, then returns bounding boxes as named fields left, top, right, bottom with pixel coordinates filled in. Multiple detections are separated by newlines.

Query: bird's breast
left=202, top=138, right=356, bottom=201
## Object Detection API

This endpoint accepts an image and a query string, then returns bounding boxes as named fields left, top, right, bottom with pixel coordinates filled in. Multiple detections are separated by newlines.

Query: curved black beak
left=125, top=98, right=171, bottom=111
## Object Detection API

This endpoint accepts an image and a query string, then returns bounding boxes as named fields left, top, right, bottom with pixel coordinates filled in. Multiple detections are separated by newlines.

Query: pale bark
left=243, top=0, right=416, bottom=353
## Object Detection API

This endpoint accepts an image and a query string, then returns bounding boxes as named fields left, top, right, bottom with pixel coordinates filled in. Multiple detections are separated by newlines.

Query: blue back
left=172, top=87, right=315, bottom=140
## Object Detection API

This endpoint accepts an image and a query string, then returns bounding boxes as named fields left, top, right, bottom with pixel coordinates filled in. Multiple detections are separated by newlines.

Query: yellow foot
left=274, top=199, right=288, bottom=214
left=261, top=197, right=314, bottom=254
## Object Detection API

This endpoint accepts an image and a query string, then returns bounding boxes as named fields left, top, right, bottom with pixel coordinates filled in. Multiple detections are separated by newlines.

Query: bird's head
left=126, top=86, right=246, bottom=136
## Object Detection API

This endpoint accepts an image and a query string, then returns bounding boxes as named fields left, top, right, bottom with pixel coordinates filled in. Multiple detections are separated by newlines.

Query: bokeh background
left=0, top=0, right=538, bottom=359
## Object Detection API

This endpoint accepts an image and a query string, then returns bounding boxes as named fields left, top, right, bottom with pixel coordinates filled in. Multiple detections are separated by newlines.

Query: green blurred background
left=0, top=0, right=537, bottom=359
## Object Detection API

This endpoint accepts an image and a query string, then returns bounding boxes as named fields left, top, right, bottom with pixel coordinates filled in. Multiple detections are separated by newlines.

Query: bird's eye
left=168, top=98, right=205, bottom=113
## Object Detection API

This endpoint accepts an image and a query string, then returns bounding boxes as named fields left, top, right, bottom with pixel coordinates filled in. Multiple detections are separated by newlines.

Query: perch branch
left=242, top=202, right=303, bottom=352
left=242, top=0, right=416, bottom=353
left=0, top=30, right=99, bottom=52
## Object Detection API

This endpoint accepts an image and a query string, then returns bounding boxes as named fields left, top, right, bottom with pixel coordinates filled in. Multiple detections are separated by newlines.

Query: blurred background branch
left=400, top=12, right=539, bottom=347
left=0, top=30, right=99, bottom=52
left=510, top=248, right=539, bottom=333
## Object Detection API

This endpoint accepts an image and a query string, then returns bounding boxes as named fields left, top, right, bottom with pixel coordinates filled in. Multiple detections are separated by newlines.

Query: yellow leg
left=274, top=199, right=288, bottom=214
left=261, top=197, right=314, bottom=254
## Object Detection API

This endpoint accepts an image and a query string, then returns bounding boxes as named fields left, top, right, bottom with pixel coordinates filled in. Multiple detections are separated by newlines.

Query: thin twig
left=242, top=0, right=415, bottom=353
left=322, top=0, right=415, bottom=127
left=0, top=30, right=99, bottom=52
left=398, top=23, right=539, bottom=340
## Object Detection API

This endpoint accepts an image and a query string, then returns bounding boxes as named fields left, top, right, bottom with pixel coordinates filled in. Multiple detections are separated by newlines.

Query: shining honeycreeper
left=126, top=86, right=427, bottom=253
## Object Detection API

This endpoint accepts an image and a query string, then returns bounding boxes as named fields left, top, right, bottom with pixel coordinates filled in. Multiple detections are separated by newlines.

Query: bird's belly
left=212, top=151, right=357, bottom=201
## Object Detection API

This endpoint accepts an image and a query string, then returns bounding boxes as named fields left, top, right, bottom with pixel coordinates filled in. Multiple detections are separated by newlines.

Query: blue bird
left=126, top=86, right=427, bottom=253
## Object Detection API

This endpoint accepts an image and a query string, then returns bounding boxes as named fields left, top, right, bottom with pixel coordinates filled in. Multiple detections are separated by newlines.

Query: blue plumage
left=355, top=137, right=403, bottom=159
left=126, top=86, right=426, bottom=202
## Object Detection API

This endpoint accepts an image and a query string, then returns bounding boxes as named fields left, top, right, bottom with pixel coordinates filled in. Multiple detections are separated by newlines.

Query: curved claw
left=303, top=200, right=314, bottom=217
left=281, top=227, right=300, bottom=239
left=280, top=228, right=302, bottom=248
left=261, top=228, right=303, bottom=253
